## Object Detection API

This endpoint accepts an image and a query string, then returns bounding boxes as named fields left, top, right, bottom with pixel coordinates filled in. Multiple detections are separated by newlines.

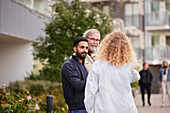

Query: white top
left=84, top=60, right=140, bottom=113
left=162, top=69, right=168, bottom=82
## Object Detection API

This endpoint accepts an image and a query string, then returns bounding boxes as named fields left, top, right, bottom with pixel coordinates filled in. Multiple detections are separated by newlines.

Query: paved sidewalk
left=134, top=94, right=170, bottom=113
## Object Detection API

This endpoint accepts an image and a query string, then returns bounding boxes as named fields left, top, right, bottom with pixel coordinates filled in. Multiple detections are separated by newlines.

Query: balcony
left=145, top=12, right=170, bottom=31
left=0, top=0, right=50, bottom=41
left=145, top=47, right=170, bottom=64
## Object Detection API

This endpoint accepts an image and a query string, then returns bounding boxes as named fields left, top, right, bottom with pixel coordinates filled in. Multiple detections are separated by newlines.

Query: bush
left=130, top=81, right=139, bottom=88
left=29, top=84, right=45, bottom=96
left=0, top=85, right=43, bottom=113
left=6, top=80, right=68, bottom=113
left=130, top=66, right=141, bottom=89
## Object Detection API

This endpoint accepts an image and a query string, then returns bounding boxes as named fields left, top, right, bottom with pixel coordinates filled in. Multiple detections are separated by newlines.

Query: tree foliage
left=31, top=0, right=113, bottom=82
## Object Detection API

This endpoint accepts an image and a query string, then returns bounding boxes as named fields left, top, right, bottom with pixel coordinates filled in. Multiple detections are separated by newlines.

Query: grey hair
left=83, top=29, right=100, bottom=38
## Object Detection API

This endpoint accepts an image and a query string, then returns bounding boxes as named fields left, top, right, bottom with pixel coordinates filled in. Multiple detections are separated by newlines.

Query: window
left=125, top=3, right=139, bottom=28
left=152, top=35, right=160, bottom=47
left=129, top=37, right=140, bottom=59
left=129, top=37, right=139, bottom=48
left=15, top=0, right=50, bottom=16
left=103, top=6, right=109, bottom=15
left=15, top=0, right=31, bottom=8
left=166, top=2, right=170, bottom=11
left=151, top=2, right=159, bottom=12
left=166, top=36, right=170, bottom=46
left=34, top=0, right=45, bottom=14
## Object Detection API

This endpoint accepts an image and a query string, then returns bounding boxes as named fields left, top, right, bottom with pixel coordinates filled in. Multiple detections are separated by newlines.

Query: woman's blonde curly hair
left=95, top=31, right=138, bottom=66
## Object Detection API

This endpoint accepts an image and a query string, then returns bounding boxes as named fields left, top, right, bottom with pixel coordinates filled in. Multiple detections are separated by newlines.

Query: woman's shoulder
left=91, top=60, right=108, bottom=71
left=121, top=62, right=134, bottom=69
left=93, top=60, right=107, bottom=65
left=93, top=61, right=133, bottom=68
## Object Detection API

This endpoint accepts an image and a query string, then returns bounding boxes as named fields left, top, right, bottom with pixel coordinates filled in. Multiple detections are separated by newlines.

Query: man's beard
left=77, top=49, right=87, bottom=59
left=89, top=47, right=97, bottom=53
left=89, top=44, right=98, bottom=53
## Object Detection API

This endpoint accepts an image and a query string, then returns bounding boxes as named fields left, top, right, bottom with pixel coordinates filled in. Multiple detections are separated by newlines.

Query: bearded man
left=61, top=37, right=88, bottom=113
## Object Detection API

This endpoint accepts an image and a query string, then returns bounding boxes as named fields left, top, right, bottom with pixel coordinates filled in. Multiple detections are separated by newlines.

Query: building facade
left=145, top=0, right=170, bottom=93
left=0, top=0, right=50, bottom=85
left=85, top=0, right=170, bottom=93
left=145, top=0, right=170, bottom=64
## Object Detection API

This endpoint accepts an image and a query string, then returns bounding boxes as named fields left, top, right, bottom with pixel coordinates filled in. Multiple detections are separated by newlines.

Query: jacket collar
left=72, top=54, right=85, bottom=65
left=86, top=54, right=95, bottom=63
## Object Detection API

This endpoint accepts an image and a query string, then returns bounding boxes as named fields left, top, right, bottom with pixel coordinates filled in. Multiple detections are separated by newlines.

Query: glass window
left=129, top=37, right=140, bottom=48
left=152, top=35, right=160, bottom=47
left=133, top=15, right=139, bottom=28
left=133, top=4, right=139, bottom=15
left=125, top=4, right=132, bottom=15
left=129, top=37, right=140, bottom=59
left=166, top=2, right=170, bottom=11
left=151, top=2, right=159, bottom=12
left=15, top=0, right=31, bottom=8
left=125, top=17, right=133, bottom=27
left=15, top=0, right=49, bottom=15
left=125, top=3, right=139, bottom=28
left=34, top=0, right=44, bottom=13
left=103, top=6, right=110, bottom=15
left=166, top=36, right=170, bottom=46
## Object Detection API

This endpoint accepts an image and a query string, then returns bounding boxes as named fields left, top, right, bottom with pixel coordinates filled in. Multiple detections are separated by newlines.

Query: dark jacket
left=139, top=69, right=153, bottom=86
left=61, top=55, right=88, bottom=111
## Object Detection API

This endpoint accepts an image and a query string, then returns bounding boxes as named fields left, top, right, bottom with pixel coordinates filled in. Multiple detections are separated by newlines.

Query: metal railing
left=145, top=11, right=170, bottom=27
left=145, top=46, right=170, bottom=63
left=124, top=15, right=140, bottom=28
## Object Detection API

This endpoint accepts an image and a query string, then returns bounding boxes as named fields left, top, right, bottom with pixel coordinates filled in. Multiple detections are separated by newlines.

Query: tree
left=31, top=0, right=113, bottom=82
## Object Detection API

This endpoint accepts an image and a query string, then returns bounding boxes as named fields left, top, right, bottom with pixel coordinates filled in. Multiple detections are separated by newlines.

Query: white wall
left=0, top=0, right=50, bottom=86
left=0, top=41, right=33, bottom=86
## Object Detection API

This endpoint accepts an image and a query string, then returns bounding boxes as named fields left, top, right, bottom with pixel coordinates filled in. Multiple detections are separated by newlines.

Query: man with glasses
left=83, top=29, right=101, bottom=72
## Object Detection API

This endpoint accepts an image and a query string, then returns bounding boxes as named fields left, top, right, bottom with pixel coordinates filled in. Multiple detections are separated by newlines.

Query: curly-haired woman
left=84, top=31, right=140, bottom=113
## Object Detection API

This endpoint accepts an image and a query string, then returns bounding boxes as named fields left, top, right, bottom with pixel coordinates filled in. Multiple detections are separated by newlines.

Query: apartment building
left=145, top=0, right=170, bottom=64
left=145, top=0, right=170, bottom=93
left=0, top=0, right=50, bottom=85
left=84, top=0, right=170, bottom=93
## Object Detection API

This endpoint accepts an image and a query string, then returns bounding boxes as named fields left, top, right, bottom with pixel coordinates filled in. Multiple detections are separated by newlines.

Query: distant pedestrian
left=158, top=61, right=170, bottom=107
left=84, top=31, right=140, bottom=113
left=139, top=63, right=153, bottom=106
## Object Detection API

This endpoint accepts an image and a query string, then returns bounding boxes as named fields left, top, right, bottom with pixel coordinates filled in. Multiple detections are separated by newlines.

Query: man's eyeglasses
left=88, top=38, right=100, bottom=42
